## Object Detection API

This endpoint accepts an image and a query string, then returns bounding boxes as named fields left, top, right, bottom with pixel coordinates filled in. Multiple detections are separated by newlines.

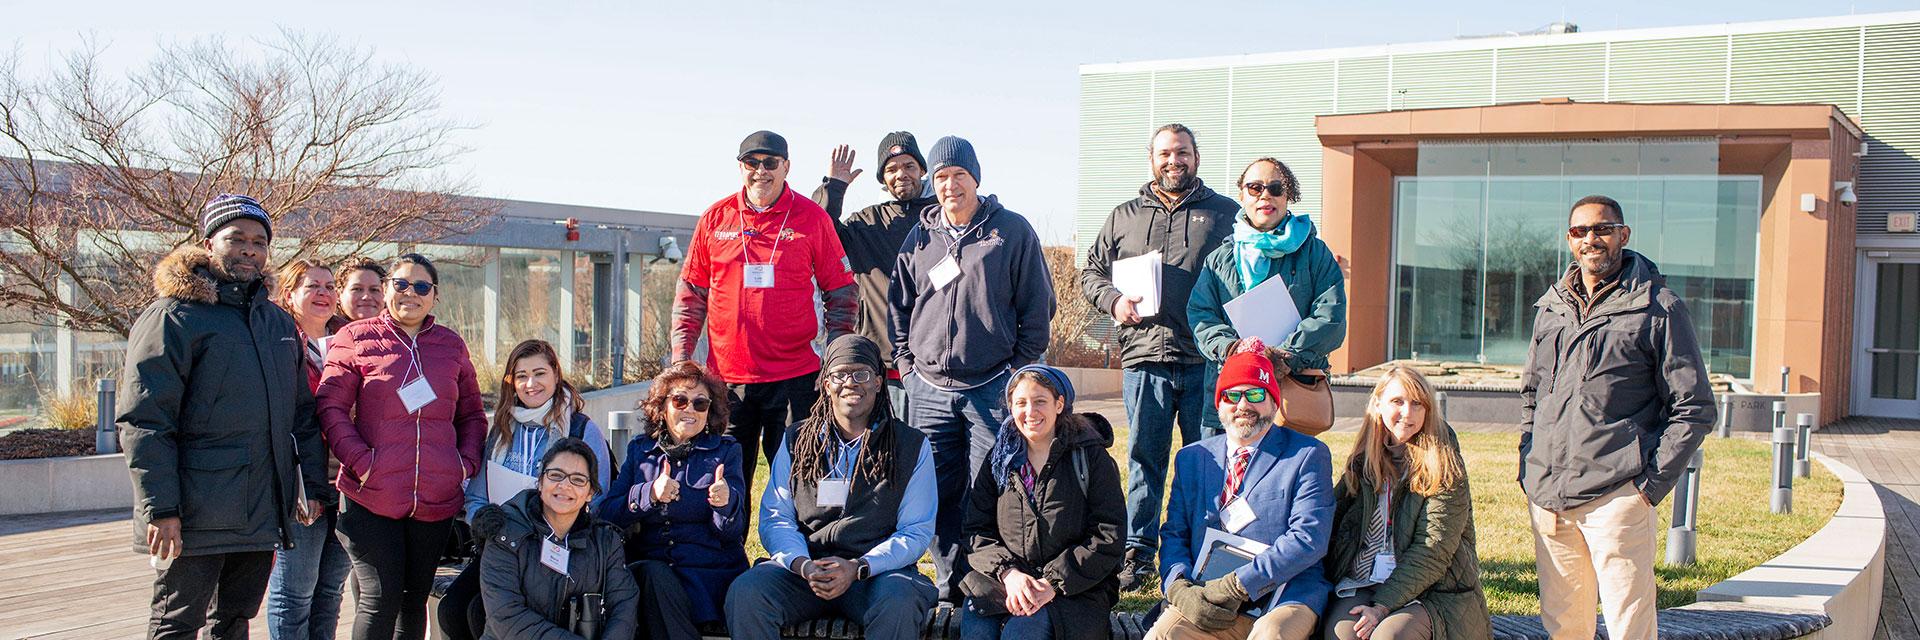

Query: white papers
left=1111, top=251, right=1163, bottom=319
left=1222, top=271, right=1302, bottom=347
left=487, top=461, right=539, bottom=505
left=1195, top=527, right=1270, bottom=582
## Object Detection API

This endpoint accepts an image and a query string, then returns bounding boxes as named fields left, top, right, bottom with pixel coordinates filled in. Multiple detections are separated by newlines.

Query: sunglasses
left=741, top=156, right=784, bottom=170
left=541, top=469, right=591, bottom=488
left=826, top=370, right=876, bottom=385
left=1567, top=223, right=1626, bottom=239
left=1221, top=388, right=1269, bottom=404
left=388, top=278, right=436, bottom=296
left=1243, top=180, right=1289, bottom=198
left=670, top=394, right=712, bottom=412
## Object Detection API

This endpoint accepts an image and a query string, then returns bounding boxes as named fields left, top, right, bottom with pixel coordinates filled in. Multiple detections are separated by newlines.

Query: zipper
left=410, top=413, right=422, bottom=518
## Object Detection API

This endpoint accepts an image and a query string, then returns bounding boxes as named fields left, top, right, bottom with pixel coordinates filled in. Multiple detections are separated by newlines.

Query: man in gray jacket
left=1078, top=123, right=1235, bottom=589
left=1519, top=194, right=1715, bottom=640
left=119, top=194, right=330, bottom=639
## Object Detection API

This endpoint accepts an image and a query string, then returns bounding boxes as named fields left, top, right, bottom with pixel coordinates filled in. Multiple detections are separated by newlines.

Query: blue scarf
left=989, top=365, right=1075, bottom=486
left=1233, top=212, right=1314, bottom=288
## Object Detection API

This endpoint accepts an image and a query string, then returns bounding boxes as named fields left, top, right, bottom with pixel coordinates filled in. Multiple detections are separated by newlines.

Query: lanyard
left=383, top=317, right=427, bottom=385
left=822, top=429, right=865, bottom=480
left=516, top=426, right=547, bottom=476
left=738, top=206, right=795, bottom=264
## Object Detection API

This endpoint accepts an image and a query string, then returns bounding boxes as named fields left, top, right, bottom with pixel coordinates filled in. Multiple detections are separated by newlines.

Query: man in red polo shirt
left=672, top=130, right=858, bottom=493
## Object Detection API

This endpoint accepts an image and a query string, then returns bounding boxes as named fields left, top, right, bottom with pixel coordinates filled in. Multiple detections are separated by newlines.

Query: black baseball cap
left=737, top=130, right=789, bottom=160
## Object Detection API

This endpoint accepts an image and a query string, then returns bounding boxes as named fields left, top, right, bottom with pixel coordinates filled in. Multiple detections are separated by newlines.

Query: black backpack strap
left=569, top=412, right=590, bottom=440
left=1074, top=448, right=1090, bottom=496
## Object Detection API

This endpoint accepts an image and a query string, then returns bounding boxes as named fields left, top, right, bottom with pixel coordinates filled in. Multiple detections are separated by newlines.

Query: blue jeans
left=959, top=598, right=1054, bottom=640
left=265, top=509, right=352, bottom=640
left=904, top=371, right=1009, bottom=604
left=1122, top=362, right=1208, bottom=557
left=725, top=563, right=937, bottom=640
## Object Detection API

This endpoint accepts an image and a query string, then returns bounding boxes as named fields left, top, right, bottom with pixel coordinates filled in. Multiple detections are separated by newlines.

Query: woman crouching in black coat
left=479, top=437, right=638, bottom=639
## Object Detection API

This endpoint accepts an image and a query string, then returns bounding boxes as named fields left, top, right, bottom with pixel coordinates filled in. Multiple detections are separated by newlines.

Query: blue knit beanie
left=925, top=136, right=980, bottom=184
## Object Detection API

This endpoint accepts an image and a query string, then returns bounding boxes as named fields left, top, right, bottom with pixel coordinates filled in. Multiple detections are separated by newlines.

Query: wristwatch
left=854, top=558, right=872, bottom=580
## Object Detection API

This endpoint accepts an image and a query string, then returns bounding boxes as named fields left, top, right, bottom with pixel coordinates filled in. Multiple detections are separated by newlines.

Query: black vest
left=785, top=418, right=925, bottom=560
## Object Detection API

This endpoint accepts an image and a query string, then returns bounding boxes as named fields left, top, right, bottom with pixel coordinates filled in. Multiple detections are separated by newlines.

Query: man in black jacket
left=118, top=194, right=331, bottom=640
left=1078, top=124, right=1236, bottom=590
left=812, top=132, right=937, bottom=420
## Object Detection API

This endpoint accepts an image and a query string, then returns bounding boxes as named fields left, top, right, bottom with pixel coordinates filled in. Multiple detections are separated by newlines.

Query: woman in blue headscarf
left=1188, top=157, right=1348, bottom=435
left=958, top=364, right=1126, bottom=640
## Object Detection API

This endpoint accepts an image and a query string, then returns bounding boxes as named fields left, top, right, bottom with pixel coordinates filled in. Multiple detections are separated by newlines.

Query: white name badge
left=929, top=255, right=961, bottom=290
left=816, top=479, right=850, bottom=509
left=397, top=376, right=437, bottom=414
left=744, top=263, right=776, bottom=289
left=1221, top=497, right=1257, bottom=533
left=540, top=537, right=570, bottom=574
left=1369, top=553, right=1397, bottom=583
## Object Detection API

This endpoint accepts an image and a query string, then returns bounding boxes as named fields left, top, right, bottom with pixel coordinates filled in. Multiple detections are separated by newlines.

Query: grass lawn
left=731, top=420, right=1840, bottom=616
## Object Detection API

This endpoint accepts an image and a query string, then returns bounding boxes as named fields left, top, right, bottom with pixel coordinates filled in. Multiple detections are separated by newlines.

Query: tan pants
left=1530, top=482, right=1657, bottom=640
left=1323, top=591, right=1432, bottom=640
left=1144, top=603, right=1317, bottom=640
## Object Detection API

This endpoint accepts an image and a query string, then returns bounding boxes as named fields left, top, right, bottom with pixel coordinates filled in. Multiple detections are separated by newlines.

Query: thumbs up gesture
left=708, top=464, right=731, bottom=508
left=652, top=459, right=681, bottom=504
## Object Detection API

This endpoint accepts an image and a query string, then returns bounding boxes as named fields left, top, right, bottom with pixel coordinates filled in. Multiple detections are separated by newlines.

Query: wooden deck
left=1809, top=415, right=1920, bottom=640
left=0, top=509, right=355, bottom=639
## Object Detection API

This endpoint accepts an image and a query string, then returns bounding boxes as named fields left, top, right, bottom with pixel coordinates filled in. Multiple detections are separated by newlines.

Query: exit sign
left=1890, top=212, right=1918, bottom=233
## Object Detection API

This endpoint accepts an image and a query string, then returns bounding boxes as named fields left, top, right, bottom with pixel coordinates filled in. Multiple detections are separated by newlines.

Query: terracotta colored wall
left=1320, top=144, right=1394, bottom=374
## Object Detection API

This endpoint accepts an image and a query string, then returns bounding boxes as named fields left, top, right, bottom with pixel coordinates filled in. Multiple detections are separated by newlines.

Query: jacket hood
left=1136, top=178, right=1220, bottom=207
left=919, top=194, right=1003, bottom=231
left=1536, top=249, right=1663, bottom=315
left=1069, top=412, right=1115, bottom=449
left=153, top=245, right=276, bottom=304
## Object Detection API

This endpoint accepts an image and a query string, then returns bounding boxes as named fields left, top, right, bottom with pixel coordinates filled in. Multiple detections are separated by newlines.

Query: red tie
left=1220, top=447, right=1252, bottom=506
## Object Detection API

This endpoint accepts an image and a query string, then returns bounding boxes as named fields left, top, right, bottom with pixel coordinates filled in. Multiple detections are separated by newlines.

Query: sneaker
left=1117, top=548, right=1155, bottom=591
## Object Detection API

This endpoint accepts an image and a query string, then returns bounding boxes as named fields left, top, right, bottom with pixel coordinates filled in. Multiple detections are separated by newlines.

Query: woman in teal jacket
left=1188, top=157, right=1347, bottom=434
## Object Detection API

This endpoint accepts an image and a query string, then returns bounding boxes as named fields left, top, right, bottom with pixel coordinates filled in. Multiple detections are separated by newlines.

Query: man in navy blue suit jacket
left=1149, top=341, right=1334, bottom=640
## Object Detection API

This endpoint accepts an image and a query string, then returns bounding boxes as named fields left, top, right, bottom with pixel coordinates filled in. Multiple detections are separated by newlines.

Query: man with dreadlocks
left=726, top=334, right=939, bottom=640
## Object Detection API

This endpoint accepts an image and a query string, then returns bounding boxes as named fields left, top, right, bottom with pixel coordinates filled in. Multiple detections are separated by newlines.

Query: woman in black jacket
left=478, top=438, right=638, bottom=640
left=960, top=365, right=1127, bottom=640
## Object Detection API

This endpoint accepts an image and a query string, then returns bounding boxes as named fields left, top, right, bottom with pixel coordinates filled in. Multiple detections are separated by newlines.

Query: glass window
left=410, top=244, right=488, bottom=371
left=1395, top=139, right=1758, bottom=377
left=498, top=248, right=569, bottom=375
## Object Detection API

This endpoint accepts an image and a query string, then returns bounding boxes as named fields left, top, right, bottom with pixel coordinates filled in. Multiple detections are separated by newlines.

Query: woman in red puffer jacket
left=318, top=252, right=487, bottom=640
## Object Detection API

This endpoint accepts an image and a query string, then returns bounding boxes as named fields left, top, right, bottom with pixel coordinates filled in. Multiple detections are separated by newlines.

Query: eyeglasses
left=741, top=157, right=784, bottom=170
left=669, top=394, right=712, bottom=412
left=1221, top=388, right=1269, bottom=404
left=541, top=469, right=591, bottom=488
left=388, top=278, right=436, bottom=296
left=1567, top=223, right=1626, bottom=239
left=1243, top=180, right=1289, bottom=198
left=826, top=370, right=876, bottom=385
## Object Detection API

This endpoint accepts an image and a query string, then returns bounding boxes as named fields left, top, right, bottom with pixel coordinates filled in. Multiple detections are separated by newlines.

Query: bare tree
left=0, top=31, right=495, bottom=336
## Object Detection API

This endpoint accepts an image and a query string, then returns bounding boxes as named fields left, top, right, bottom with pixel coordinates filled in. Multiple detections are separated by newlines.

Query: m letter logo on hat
left=890, top=145, right=906, bottom=156
left=1260, top=371, right=1270, bottom=383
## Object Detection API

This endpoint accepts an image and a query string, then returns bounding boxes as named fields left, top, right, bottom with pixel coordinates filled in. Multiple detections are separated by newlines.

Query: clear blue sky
left=9, top=1, right=1912, bottom=244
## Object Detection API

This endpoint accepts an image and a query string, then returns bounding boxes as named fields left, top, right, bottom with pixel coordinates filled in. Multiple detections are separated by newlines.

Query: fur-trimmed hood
left=153, top=245, right=274, bottom=304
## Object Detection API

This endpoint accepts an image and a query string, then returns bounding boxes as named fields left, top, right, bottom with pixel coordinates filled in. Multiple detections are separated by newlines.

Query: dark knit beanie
left=738, top=130, right=789, bottom=160
left=875, top=132, right=927, bottom=184
left=200, top=194, right=273, bottom=240
left=925, top=136, right=980, bottom=185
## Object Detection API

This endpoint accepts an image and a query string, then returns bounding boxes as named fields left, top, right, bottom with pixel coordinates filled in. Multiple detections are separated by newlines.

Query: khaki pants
left=1144, top=603, right=1316, bottom=640
left=1530, top=482, right=1657, bottom=640
left=1323, top=590, right=1431, bottom=640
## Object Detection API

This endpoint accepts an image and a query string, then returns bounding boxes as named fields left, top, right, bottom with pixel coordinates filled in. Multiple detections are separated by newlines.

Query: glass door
left=1854, top=257, right=1920, bottom=418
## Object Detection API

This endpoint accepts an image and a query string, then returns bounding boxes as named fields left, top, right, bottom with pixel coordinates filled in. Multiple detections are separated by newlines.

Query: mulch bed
left=0, top=429, right=98, bottom=460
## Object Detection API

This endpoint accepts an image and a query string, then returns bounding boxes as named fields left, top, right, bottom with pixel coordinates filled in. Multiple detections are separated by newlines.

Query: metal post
left=1715, top=394, right=1731, bottom=438
left=94, top=378, right=117, bottom=454
left=1794, top=413, right=1814, bottom=478
left=1771, top=402, right=1795, bottom=514
left=1665, top=447, right=1704, bottom=566
left=609, top=233, right=629, bottom=385
left=1434, top=391, right=1449, bottom=424
left=607, top=410, right=637, bottom=467
left=1779, top=365, right=1790, bottom=393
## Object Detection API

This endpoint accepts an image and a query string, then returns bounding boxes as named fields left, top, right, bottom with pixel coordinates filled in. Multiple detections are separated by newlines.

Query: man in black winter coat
left=1078, top=124, right=1236, bottom=590
left=811, top=131, right=939, bottom=421
left=118, top=194, right=331, bottom=640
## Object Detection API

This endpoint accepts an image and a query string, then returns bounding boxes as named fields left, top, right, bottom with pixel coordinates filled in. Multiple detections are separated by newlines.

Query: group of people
left=116, top=123, right=1715, bottom=640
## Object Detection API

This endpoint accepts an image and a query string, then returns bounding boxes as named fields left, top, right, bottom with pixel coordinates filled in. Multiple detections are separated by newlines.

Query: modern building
left=0, top=191, right=697, bottom=430
left=1076, top=11, right=1920, bottom=421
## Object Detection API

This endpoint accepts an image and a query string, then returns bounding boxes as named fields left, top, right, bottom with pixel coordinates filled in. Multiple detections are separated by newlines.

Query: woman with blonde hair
left=266, top=258, right=352, bottom=640
left=1321, top=366, right=1488, bottom=640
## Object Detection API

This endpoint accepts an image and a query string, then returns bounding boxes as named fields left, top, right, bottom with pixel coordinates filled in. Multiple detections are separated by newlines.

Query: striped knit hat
left=200, top=194, right=273, bottom=240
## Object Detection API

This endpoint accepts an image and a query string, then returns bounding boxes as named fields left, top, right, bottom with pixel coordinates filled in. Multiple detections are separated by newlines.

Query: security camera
left=1835, top=181, right=1858, bottom=206
left=655, top=235, right=684, bottom=264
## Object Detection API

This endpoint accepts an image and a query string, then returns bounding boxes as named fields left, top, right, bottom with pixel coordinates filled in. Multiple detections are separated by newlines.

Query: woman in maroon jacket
left=318, top=253, right=487, bottom=640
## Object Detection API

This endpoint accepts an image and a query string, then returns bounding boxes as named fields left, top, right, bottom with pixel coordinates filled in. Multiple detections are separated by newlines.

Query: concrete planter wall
left=0, top=453, right=132, bottom=516
left=1057, top=367, right=1123, bottom=399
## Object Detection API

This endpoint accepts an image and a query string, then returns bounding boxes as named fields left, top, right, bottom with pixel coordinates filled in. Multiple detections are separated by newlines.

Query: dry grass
left=732, top=423, right=1841, bottom=617
left=36, top=383, right=99, bottom=431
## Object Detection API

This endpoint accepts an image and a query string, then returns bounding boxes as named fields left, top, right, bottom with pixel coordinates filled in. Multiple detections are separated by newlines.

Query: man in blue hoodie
left=888, top=135, right=1055, bottom=604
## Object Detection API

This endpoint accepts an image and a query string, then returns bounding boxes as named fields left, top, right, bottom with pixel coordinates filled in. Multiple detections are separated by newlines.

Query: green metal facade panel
left=1077, top=19, right=1920, bottom=260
